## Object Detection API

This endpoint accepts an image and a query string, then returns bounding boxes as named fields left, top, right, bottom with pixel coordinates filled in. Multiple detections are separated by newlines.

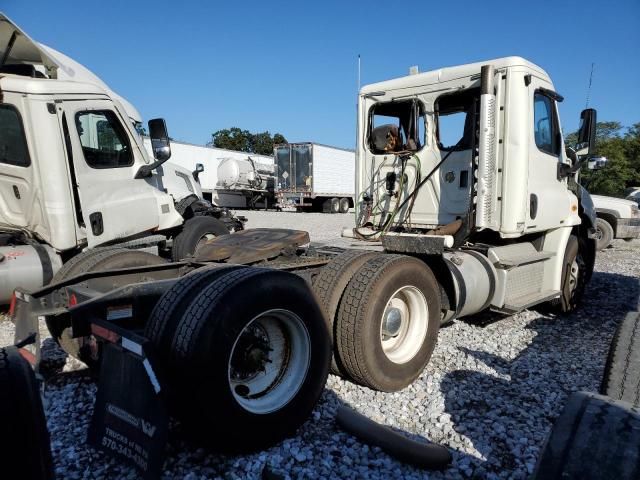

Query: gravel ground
left=1, top=212, right=639, bottom=479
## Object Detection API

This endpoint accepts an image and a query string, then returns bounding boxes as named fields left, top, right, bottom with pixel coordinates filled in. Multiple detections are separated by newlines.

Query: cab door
left=526, top=80, right=574, bottom=231
left=61, top=100, right=160, bottom=247
left=0, top=100, right=35, bottom=230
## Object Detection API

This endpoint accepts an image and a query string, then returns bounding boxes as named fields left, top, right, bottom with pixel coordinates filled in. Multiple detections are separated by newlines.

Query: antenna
left=585, top=62, right=595, bottom=108
left=357, top=54, right=361, bottom=93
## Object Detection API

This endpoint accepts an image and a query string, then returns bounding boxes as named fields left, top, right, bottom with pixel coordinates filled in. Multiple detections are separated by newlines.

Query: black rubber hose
left=336, top=405, right=452, bottom=470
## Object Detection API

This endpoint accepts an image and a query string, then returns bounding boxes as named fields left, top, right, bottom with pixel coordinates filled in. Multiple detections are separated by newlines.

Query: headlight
left=632, top=204, right=640, bottom=217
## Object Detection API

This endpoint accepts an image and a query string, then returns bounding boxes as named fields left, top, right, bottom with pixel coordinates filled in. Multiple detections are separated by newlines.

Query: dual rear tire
left=146, top=267, right=331, bottom=452
left=313, top=252, right=441, bottom=392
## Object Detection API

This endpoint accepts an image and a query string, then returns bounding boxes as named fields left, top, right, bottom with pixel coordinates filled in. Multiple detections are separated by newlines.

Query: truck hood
left=0, top=13, right=141, bottom=123
left=146, top=162, right=204, bottom=202
left=0, top=13, right=58, bottom=74
left=591, top=195, right=638, bottom=209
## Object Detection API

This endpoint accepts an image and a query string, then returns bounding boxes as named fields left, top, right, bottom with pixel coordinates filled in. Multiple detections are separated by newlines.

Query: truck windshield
left=75, top=110, right=133, bottom=169
left=0, top=105, right=30, bottom=167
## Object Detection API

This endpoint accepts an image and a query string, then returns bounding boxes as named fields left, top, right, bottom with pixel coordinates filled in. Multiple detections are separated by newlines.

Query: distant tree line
left=209, top=128, right=287, bottom=156
left=566, top=121, right=640, bottom=197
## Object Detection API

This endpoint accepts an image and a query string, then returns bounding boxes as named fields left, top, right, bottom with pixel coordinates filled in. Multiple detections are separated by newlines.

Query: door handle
left=530, top=194, right=538, bottom=220
left=12, top=185, right=20, bottom=199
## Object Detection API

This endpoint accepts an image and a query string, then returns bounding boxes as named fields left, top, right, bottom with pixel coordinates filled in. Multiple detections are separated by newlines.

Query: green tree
left=568, top=121, right=640, bottom=196
left=210, top=128, right=287, bottom=155
left=211, top=127, right=254, bottom=152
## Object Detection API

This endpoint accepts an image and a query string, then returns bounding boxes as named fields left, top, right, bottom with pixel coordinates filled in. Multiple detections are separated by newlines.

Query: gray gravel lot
left=1, top=211, right=639, bottom=479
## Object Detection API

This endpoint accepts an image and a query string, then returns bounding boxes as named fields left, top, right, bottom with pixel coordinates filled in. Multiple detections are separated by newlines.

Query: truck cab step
left=488, top=243, right=555, bottom=268
left=500, top=290, right=560, bottom=313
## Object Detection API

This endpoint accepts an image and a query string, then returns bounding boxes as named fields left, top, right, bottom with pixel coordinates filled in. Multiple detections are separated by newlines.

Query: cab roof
left=0, top=74, right=109, bottom=96
left=360, top=56, right=551, bottom=95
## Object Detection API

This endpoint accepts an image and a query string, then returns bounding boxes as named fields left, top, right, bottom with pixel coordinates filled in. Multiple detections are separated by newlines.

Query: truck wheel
left=0, top=346, right=54, bottom=479
left=172, top=216, right=229, bottom=261
left=311, top=250, right=381, bottom=374
left=145, top=264, right=245, bottom=364
left=330, top=197, right=340, bottom=213
left=550, top=235, right=587, bottom=313
left=46, top=248, right=166, bottom=370
left=339, top=198, right=350, bottom=213
left=532, top=391, right=640, bottom=480
left=600, top=312, right=640, bottom=404
left=335, top=255, right=441, bottom=392
left=594, top=217, right=614, bottom=251
left=169, top=267, right=330, bottom=452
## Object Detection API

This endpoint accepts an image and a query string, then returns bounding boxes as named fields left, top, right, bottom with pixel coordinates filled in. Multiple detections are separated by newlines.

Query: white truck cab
left=0, top=13, right=240, bottom=302
left=347, top=57, right=598, bottom=321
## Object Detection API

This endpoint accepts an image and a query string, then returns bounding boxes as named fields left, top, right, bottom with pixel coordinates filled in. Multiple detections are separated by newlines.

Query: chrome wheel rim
left=228, top=309, right=310, bottom=414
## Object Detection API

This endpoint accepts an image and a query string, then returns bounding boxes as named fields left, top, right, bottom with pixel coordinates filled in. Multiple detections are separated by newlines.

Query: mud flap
left=88, top=342, right=168, bottom=479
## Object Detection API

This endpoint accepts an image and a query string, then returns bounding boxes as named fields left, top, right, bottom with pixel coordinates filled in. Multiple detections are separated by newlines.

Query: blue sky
left=4, top=0, right=639, bottom=149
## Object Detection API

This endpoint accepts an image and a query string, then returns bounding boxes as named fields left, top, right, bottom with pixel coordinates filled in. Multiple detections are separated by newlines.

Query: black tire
left=594, top=217, right=614, bottom=251
left=335, top=255, right=441, bottom=392
left=311, top=250, right=381, bottom=374
left=339, top=198, right=350, bottom=214
left=0, top=346, right=54, bottom=479
left=600, top=312, right=640, bottom=404
left=532, top=391, right=640, bottom=480
left=144, top=264, right=245, bottom=363
left=169, top=267, right=330, bottom=452
left=172, top=216, right=229, bottom=261
left=550, top=235, right=587, bottom=313
left=46, top=248, right=166, bottom=369
left=330, top=197, right=340, bottom=214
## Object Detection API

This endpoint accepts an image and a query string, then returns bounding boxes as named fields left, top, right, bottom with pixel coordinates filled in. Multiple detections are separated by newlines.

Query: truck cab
left=0, top=75, right=184, bottom=251
left=355, top=57, right=590, bottom=239
left=0, top=13, right=241, bottom=303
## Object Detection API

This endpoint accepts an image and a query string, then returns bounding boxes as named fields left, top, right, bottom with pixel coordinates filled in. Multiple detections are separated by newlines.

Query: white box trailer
left=274, top=143, right=355, bottom=213
left=142, top=138, right=273, bottom=208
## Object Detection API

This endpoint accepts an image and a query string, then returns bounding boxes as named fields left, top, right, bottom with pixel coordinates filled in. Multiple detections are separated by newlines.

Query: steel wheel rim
left=594, top=228, right=603, bottom=241
left=380, top=285, right=429, bottom=364
left=567, top=253, right=585, bottom=301
left=228, top=309, right=310, bottom=414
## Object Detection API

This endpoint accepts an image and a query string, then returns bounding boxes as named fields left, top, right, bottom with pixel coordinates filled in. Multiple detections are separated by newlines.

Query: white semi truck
left=10, top=51, right=601, bottom=471
left=274, top=142, right=355, bottom=213
left=0, top=14, right=243, bottom=303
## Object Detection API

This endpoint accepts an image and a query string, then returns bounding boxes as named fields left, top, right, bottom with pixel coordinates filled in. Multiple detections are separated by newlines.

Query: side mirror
left=149, top=118, right=171, bottom=162
left=193, top=163, right=204, bottom=183
left=587, top=156, right=608, bottom=170
left=576, top=108, right=596, bottom=157
left=134, top=118, right=172, bottom=179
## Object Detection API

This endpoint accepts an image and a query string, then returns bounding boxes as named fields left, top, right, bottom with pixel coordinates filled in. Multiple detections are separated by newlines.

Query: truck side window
left=435, top=88, right=479, bottom=151
left=534, top=93, right=560, bottom=156
left=0, top=105, right=31, bottom=167
left=368, top=100, right=425, bottom=154
left=75, top=110, right=133, bottom=168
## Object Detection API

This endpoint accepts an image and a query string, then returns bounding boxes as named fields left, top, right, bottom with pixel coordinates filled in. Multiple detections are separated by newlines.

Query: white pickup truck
left=591, top=194, right=640, bottom=250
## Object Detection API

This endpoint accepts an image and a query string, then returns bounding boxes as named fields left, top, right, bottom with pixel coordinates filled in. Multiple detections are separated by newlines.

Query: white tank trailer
left=216, top=157, right=276, bottom=209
